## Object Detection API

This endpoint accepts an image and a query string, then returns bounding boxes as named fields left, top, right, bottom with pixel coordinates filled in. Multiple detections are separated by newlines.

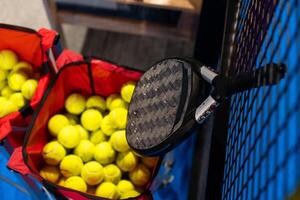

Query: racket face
left=126, top=58, right=193, bottom=155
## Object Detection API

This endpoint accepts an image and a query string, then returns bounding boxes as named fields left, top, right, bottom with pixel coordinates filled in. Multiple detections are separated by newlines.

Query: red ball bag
left=20, top=50, right=161, bottom=199
left=0, top=24, right=60, bottom=152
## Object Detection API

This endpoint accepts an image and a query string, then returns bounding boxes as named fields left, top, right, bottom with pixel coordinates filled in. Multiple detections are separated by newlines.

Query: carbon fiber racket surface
left=127, top=59, right=191, bottom=152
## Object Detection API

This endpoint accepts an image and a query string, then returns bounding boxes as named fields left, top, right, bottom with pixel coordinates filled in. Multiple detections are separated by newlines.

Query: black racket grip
left=227, top=63, right=287, bottom=95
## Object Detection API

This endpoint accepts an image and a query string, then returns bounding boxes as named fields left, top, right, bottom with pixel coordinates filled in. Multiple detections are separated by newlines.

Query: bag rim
left=0, top=23, right=37, bottom=34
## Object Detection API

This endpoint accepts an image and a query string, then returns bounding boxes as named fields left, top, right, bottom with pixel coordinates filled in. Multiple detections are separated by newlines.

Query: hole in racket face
left=126, top=58, right=192, bottom=154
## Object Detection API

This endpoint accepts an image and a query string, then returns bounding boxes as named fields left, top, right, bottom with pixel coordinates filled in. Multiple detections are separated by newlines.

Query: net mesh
left=222, top=0, right=300, bottom=199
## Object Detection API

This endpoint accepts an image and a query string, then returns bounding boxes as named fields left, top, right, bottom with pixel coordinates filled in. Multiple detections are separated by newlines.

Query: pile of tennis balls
left=0, top=49, right=39, bottom=118
left=40, top=81, right=158, bottom=199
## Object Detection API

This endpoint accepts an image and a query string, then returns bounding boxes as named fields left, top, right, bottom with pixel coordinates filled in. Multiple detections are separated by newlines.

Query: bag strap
left=38, top=28, right=62, bottom=74
left=38, top=28, right=57, bottom=63
left=19, top=104, right=34, bottom=118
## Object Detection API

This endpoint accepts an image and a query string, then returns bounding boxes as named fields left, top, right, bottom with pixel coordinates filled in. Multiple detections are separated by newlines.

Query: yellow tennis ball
left=9, top=92, right=26, bottom=108
left=95, top=182, right=119, bottom=199
left=40, top=165, right=60, bottom=183
left=101, top=115, right=116, bottom=136
left=65, top=93, right=86, bottom=115
left=74, top=140, right=95, bottom=162
left=81, top=109, right=103, bottom=131
left=0, top=80, right=6, bottom=90
left=90, top=129, right=107, bottom=144
left=74, top=124, right=89, bottom=140
left=0, top=97, right=7, bottom=117
left=42, top=141, right=66, bottom=166
left=129, top=164, right=151, bottom=186
left=120, top=190, right=141, bottom=199
left=12, top=61, right=33, bottom=75
left=65, top=113, right=79, bottom=125
left=1, top=86, right=13, bottom=98
left=48, top=114, right=70, bottom=137
left=0, top=50, right=18, bottom=70
left=86, top=95, right=106, bottom=112
left=58, top=125, right=81, bottom=148
left=81, top=161, right=104, bottom=185
left=5, top=99, right=18, bottom=112
left=0, top=97, right=7, bottom=104
left=64, top=176, right=87, bottom=192
left=94, top=142, right=116, bottom=165
left=121, top=82, right=135, bottom=103
left=109, top=108, right=128, bottom=129
left=60, top=155, right=83, bottom=177
left=117, top=180, right=135, bottom=195
left=0, top=98, right=18, bottom=117
left=116, top=151, right=138, bottom=172
left=106, top=94, right=118, bottom=109
left=110, top=130, right=130, bottom=152
left=142, top=157, right=158, bottom=168
left=103, top=164, right=122, bottom=184
left=0, top=69, right=7, bottom=81
left=106, top=94, right=126, bottom=110
left=110, top=98, right=127, bottom=111
left=21, top=79, right=38, bottom=100
left=58, top=177, right=66, bottom=186
left=8, top=72, right=28, bottom=91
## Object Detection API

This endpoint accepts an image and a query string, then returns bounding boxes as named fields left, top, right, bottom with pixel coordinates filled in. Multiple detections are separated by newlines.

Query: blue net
left=153, top=133, right=197, bottom=200
left=222, top=0, right=300, bottom=199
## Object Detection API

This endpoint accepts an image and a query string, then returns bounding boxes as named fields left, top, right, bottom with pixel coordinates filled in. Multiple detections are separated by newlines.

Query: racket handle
left=227, top=63, right=287, bottom=95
